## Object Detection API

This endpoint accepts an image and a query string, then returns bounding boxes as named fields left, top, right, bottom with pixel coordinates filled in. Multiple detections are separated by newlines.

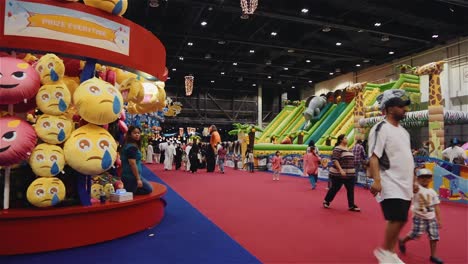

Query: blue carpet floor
left=1, top=167, right=260, bottom=264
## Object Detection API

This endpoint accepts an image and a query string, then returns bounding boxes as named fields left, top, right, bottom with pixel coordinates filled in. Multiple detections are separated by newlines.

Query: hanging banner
left=4, top=0, right=130, bottom=55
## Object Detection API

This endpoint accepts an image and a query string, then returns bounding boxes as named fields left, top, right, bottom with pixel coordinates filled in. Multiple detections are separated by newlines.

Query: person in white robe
left=185, top=143, right=192, bottom=172
left=146, top=144, right=154, bottom=163
left=164, top=141, right=176, bottom=170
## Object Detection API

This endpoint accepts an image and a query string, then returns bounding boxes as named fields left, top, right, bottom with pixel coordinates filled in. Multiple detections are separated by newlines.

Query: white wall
left=303, top=37, right=468, bottom=112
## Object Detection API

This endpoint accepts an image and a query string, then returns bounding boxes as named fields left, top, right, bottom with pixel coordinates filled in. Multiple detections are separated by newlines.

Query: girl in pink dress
left=272, top=151, right=282, bottom=181
left=303, top=146, right=321, bottom=189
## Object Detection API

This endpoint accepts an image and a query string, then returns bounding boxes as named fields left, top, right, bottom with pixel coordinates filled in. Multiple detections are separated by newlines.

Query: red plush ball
left=0, top=117, right=37, bottom=166
left=0, top=57, right=40, bottom=104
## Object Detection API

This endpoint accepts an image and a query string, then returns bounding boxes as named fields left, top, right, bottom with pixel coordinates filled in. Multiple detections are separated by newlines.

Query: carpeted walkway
left=149, top=163, right=468, bottom=264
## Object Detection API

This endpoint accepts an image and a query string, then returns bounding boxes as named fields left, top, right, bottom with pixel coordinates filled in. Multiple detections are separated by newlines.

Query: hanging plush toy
left=26, top=177, right=66, bottom=207
left=83, top=0, right=128, bottom=16
left=0, top=57, right=40, bottom=104
left=63, top=124, right=117, bottom=175
left=35, top=114, right=74, bottom=144
left=73, top=77, right=123, bottom=125
left=0, top=117, right=37, bottom=166
left=36, top=83, right=71, bottom=115
left=35, top=54, right=65, bottom=84
left=29, top=143, right=65, bottom=177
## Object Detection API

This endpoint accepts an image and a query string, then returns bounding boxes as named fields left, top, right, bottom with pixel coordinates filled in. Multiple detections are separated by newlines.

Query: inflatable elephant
left=303, top=95, right=327, bottom=129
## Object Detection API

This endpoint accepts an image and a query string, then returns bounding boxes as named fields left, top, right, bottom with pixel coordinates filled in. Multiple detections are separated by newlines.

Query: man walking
left=368, top=89, right=418, bottom=264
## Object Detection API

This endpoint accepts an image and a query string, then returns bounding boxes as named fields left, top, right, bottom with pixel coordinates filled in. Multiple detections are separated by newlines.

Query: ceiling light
left=232, top=62, right=238, bottom=65
left=167, top=77, right=171, bottom=80
left=335, top=68, right=341, bottom=73
left=277, top=80, right=282, bottom=85
left=252, top=84, right=257, bottom=87
left=329, top=72, right=334, bottom=75
left=284, top=67, right=288, bottom=70
left=249, top=49, right=255, bottom=53
left=301, top=8, right=309, bottom=13
left=356, top=64, right=361, bottom=67
left=208, top=6, right=213, bottom=11
left=218, top=40, right=226, bottom=44
left=179, top=56, right=184, bottom=61
left=201, top=21, right=207, bottom=26
left=172, top=68, right=176, bottom=71
left=322, top=26, right=331, bottom=32
left=237, top=77, right=243, bottom=82
left=187, top=42, right=193, bottom=46
left=267, top=76, right=272, bottom=79
left=211, top=80, right=215, bottom=83
left=388, top=51, right=395, bottom=55
left=308, top=80, right=313, bottom=83
left=287, top=49, right=295, bottom=53
left=432, top=34, right=439, bottom=39
left=336, top=42, right=342, bottom=46
left=358, top=29, right=365, bottom=33
left=306, top=59, right=311, bottom=63
left=363, top=59, right=370, bottom=63
left=221, top=72, right=225, bottom=75
left=381, top=35, right=390, bottom=42
left=204, top=54, right=212, bottom=59
left=291, top=86, right=295, bottom=89
left=374, top=22, right=381, bottom=27
left=265, top=60, right=272, bottom=65
left=271, top=31, right=277, bottom=36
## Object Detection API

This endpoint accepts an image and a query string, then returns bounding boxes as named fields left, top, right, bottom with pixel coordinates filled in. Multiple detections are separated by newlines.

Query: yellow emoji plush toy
left=103, top=183, right=115, bottom=198
left=91, top=183, right=104, bottom=199
left=83, top=0, right=128, bottom=16
left=73, top=77, right=123, bottom=125
left=119, top=77, right=144, bottom=103
left=27, top=177, right=66, bottom=207
left=29, top=143, right=65, bottom=177
left=63, top=124, right=117, bottom=175
left=36, top=83, right=71, bottom=115
left=35, top=114, right=73, bottom=144
left=35, top=54, right=65, bottom=84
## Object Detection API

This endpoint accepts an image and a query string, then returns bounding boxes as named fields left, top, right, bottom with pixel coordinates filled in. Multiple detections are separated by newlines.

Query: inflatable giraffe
left=348, top=82, right=367, bottom=141
left=414, top=61, right=445, bottom=158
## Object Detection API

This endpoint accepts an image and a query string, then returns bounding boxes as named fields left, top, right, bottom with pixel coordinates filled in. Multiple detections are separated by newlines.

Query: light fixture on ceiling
left=271, top=31, right=277, bottom=36
left=265, top=60, right=272, bottom=65
left=336, top=42, right=342, bottom=46
left=249, top=49, right=255, bottom=53
left=329, top=72, right=334, bottom=75
left=179, top=56, right=184, bottom=61
left=167, top=77, right=171, bottom=80
left=363, top=59, right=370, bottom=63
left=211, top=80, right=215, bottom=83
left=301, top=8, right=309, bottom=14
left=201, top=21, right=207, bottom=26
left=172, top=68, right=176, bottom=71
left=267, top=76, right=272, bottom=79
left=357, top=29, right=365, bottom=33
left=335, top=68, right=341, bottom=73
left=356, top=64, right=361, bottom=67
left=284, top=67, right=288, bottom=70
left=237, top=77, right=244, bottom=82
left=306, top=59, right=311, bottom=63
left=432, top=34, right=439, bottom=39
left=204, top=53, right=212, bottom=59
left=381, top=35, right=390, bottom=42
left=277, top=80, right=282, bottom=84
left=388, top=51, right=395, bottom=55
left=221, top=72, right=225, bottom=75
left=291, top=86, right=295, bottom=89
left=187, top=42, right=193, bottom=46
left=149, top=0, right=159, bottom=8
left=308, top=80, right=313, bottom=83
left=374, top=22, right=381, bottom=27
left=233, top=62, right=238, bottom=65
left=218, top=40, right=226, bottom=44
left=322, top=26, right=331, bottom=32
left=287, top=49, right=295, bottom=53
left=252, top=83, right=257, bottom=87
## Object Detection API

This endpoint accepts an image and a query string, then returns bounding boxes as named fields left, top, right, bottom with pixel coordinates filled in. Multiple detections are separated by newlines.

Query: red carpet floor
left=147, top=163, right=468, bottom=264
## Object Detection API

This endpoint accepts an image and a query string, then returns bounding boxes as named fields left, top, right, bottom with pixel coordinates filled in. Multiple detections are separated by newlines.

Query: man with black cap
left=368, top=89, right=419, bottom=264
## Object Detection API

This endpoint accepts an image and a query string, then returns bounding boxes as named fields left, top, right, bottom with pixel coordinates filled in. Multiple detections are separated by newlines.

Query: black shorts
left=380, top=199, right=411, bottom=222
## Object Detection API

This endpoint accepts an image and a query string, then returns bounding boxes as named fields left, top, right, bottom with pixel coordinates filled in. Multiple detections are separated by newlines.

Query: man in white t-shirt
left=368, top=89, right=419, bottom=264
left=442, top=138, right=467, bottom=165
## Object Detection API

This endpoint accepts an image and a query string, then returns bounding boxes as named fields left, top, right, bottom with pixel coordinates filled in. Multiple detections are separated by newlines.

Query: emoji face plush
left=103, top=183, right=115, bottom=198
left=91, top=183, right=104, bottom=199
left=36, top=83, right=71, bottom=115
left=74, top=78, right=123, bottom=125
left=112, top=67, right=137, bottom=84
left=0, top=57, right=40, bottom=104
left=27, top=177, right=66, bottom=207
left=35, top=54, right=65, bottom=84
left=63, top=124, right=117, bottom=175
left=35, top=114, right=73, bottom=144
left=29, top=144, right=65, bottom=177
left=83, top=0, right=128, bottom=16
left=119, top=77, right=144, bottom=103
left=0, top=117, right=37, bottom=166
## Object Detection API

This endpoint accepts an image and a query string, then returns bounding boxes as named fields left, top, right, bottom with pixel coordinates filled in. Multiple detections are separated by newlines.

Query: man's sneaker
left=323, top=201, right=330, bottom=208
left=373, top=248, right=405, bottom=264
left=349, top=205, right=361, bottom=212
left=430, top=256, right=444, bottom=264
left=398, top=239, right=406, bottom=254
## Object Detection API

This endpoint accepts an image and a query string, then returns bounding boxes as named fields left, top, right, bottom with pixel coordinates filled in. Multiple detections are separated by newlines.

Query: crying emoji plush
left=29, top=143, right=65, bottom=177
left=63, top=124, right=117, bottom=175
left=35, top=114, right=73, bottom=144
left=36, top=83, right=71, bottom=115
left=35, top=54, right=65, bottom=84
left=73, top=77, right=123, bottom=125
left=27, top=177, right=66, bottom=208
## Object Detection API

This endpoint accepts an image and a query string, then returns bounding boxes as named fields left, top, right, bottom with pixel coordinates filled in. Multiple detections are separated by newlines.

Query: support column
left=258, top=85, right=263, bottom=128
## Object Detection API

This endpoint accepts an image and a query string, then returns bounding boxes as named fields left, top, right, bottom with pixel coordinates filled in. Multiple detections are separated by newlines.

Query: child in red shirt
left=303, top=146, right=321, bottom=189
left=272, top=151, right=282, bottom=181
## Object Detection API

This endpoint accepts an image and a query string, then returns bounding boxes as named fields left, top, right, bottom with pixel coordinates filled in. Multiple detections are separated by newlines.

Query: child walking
left=398, top=168, right=443, bottom=264
left=272, top=151, right=282, bottom=181
left=303, top=146, right=321, bottom=189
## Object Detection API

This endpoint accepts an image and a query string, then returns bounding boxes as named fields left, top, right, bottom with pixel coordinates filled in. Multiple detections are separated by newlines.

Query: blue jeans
left=218, top=159, right=225, bottom=172
left=308, top=173, right=318, bottom=188
left=122, top=175, right=153, bottom=195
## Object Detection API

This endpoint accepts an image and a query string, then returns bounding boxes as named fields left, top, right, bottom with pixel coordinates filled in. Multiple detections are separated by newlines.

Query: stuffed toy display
left=83, top=0, right=128, bottom=16
left=26, top=177, right=66, bottom=207
left=63, top=124, right=117, bottom=175
left=0, top=117, right=37, bottom=166
left=36, top=83, right=71, bottom=115
left=29, top=143, right=65, bottom=177
left=35, top=114, right=74, bottom=144
left=0, top=57, right=40, bottom=104
left=73, top=77, right=123, bottom=125
left=35, top=54, right=65, bottom=84
left=91, top=183, right=104, bottom=199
